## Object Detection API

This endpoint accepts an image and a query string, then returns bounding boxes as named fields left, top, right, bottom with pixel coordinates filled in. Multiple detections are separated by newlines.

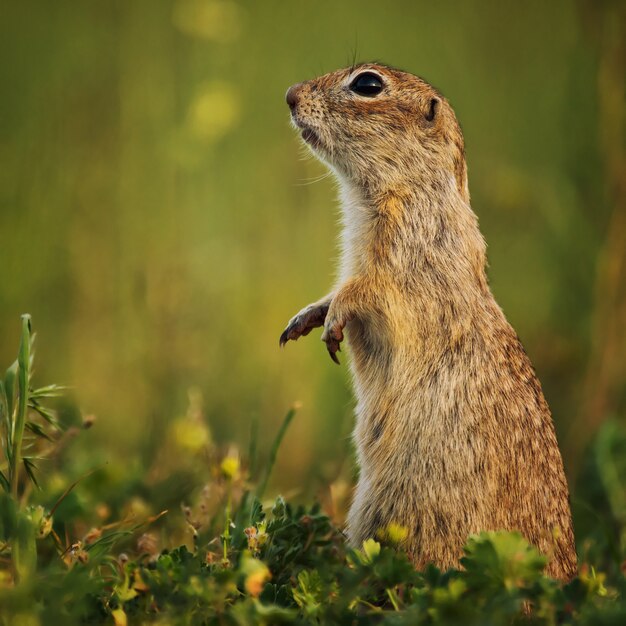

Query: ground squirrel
left=279, top=63, right=577, bottom=580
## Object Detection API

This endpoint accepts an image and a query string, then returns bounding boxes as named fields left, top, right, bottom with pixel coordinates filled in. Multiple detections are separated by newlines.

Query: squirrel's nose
left=285, top=84, right=301, bottom=110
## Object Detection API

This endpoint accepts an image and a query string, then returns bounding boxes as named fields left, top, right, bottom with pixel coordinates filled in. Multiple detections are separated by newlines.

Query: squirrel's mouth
left=292, top=116, right=323, bottom=150
left=300, top=127, right=322, bottom=149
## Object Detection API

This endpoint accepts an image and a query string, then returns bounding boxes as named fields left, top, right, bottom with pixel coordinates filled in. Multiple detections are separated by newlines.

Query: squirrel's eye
left=350, top=72, right=384, bottom=97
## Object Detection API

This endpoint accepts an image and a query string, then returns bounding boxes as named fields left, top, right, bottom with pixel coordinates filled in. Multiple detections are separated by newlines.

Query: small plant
left=0, top=314, right=65, bottom=582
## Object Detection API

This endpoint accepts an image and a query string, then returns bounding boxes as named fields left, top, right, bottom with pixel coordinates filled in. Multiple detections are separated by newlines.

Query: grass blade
left=257, top=404, right=298, bottom=500
left=0, top=380, right=9, bottom=467
left=4, top=361, right=18, bottom=459
left=10, top=315, right=31, bottom=498
left=248, top=414, right=259, bottom=477
left=49, top=468, right=101, bottom=517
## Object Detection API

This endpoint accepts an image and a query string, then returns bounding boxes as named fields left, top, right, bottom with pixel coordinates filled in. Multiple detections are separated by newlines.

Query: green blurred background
left=0, top=0, right=624, bottom=497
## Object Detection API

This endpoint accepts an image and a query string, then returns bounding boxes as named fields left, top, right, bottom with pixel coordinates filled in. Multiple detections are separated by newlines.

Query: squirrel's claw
left=280, top=303, right=329, bottom=347
left=321, top=322, right=344, bottom=365
left=281, top=301, right=344, bottom=365
left=279, top=328, right=290, bottom=347
left=327, top=346, right=341, bottom=365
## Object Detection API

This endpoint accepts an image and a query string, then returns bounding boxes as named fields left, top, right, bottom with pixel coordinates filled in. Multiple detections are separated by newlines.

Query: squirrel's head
left=286, top=63, right=468, bottom=201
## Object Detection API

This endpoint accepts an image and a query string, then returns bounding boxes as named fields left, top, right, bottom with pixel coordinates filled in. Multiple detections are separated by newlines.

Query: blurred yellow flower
left=376, top=522, right=409, bottom=546
left=239, top=552, right=271, bottom=597
left=186, top=82, right=241, bottom=143
left=220, top=455, right=240, bottom=480
left=111, top=608, right=127, bottom=626
left=173, top=0, right=243, bottom=42
left=125, top=496, right=151, bottom=520
left=169, top=416, right=211, bottom=452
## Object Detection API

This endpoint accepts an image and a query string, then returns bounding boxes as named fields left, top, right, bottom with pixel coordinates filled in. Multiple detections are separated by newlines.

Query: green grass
left=1, top=316, right=626, bottom=625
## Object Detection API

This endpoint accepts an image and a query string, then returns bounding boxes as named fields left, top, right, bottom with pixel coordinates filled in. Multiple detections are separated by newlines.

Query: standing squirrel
left=279, top=63, right=576, bottom=580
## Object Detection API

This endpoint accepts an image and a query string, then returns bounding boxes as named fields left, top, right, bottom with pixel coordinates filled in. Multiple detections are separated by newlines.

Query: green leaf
left=0, top=469, right=9, bottom=493
left=25, top=421, right=53, bottom=441
left=361, top=538, right=381, bottom=563
left=27, top=402, right=60, bottom=428
left=29, top=384, right=68, bottom=399
left=271, top=495, right=286, bottom=519
left=292, top=569, right=324, bottom=616
left=22, top=457, right=40, bottom=489
left=461, top=531, right=546, bottom=592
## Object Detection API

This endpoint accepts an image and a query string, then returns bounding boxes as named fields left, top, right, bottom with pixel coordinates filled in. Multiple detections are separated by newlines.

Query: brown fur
left=280, top=63, right=576, bottom=580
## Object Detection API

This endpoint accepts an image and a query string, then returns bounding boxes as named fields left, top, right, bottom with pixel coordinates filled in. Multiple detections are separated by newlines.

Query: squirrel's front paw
left=321, top=312, right=346, bottom=365
left=279, top=302, right=330, bottom=346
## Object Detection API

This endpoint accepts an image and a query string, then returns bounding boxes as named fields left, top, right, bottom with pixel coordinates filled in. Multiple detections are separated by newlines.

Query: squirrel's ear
left=424, top=97, right=440, bottom=122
